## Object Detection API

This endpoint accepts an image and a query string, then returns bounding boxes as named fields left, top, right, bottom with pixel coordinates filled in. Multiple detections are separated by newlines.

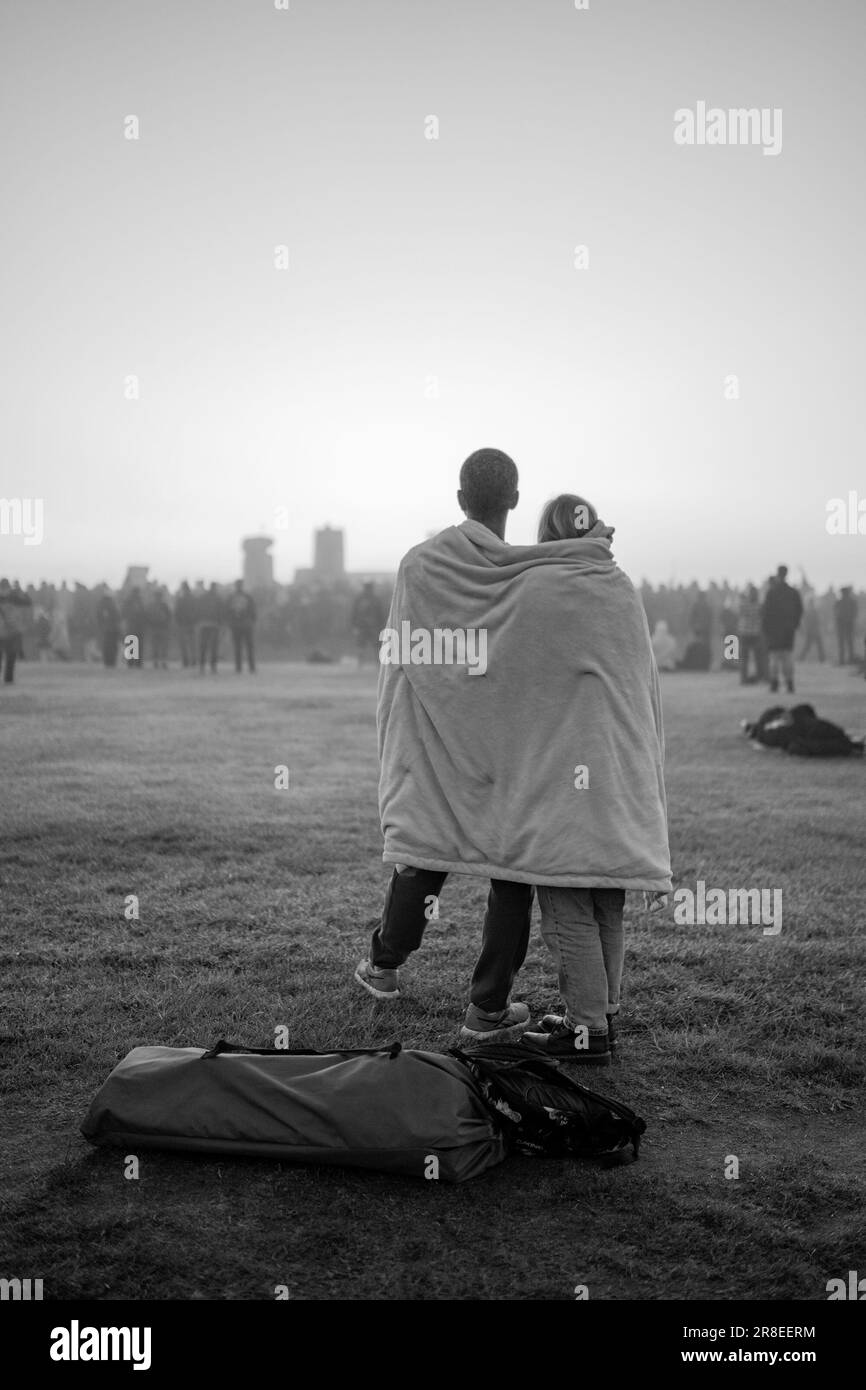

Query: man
left=737, top=584, right=763, bottom=684
left=680, top=588, right=712, bottom=671
left=761, top=565, right=803, bottom=694
left=0, top=578, right=32, bottom=684
left=226, top=579, right=257, bottom=673
left=121, top=586, right=146, bottom=667
left=146, top=586, right=172, bottom=669
left=34, top=606, right=51, bottom=661
left=95, top=586, right=121, bottom=667
left=799, top=597, right=826, bottom=663
left=835, top=587, right=857, bottom=665
left=50, top=584, right=71, bottom=661
left=351, top=582, right=386, bottom=664
left=174, top=581, right=197, bottom=668
left=354, top=450, right=535, bottom=1042
left=9, top=581, right=30, bottom=662
left=690, top=589, right=713, bottom=643
left=197, top=582, right=223, bottom=673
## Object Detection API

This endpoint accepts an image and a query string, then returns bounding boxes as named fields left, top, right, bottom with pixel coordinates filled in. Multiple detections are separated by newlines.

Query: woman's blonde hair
left=537, top=493, right=598, bottom=543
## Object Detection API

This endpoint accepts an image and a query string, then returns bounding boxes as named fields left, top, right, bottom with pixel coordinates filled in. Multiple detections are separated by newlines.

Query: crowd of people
left=95, top=580, right=259, bottom=673
left=0, top=574, right=391, bottom=683
left=646, top=570, right=861, bottom=691
left=0, top=578, right=260, bottom=679
left=0, top=567, right=861, bottom=688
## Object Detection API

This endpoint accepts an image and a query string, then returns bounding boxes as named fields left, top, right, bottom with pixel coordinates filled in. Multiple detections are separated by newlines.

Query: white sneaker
left=354, top=958, right=401, bottom=1000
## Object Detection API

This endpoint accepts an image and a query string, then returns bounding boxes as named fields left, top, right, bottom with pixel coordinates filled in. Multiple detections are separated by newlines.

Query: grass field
left=1, top=660, right=864, bottom=1301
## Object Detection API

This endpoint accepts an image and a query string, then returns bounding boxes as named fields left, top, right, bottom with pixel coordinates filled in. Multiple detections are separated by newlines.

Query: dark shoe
left=537, top=1013, right=618, bottom=1049
left=769, top=681, right=779, bottom=693
left=460, top=1001, right=530, bottom=1043
left=523, top=1023, right=611, bottom=1065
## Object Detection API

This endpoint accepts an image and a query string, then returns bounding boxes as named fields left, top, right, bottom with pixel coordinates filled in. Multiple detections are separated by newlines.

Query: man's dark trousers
left=369, top=866, right=533, bottom=1012
left=178, top=625, right=195, bottom=667
left=837, top=624, right=855, bottom=665
left=101, top=631, right=119, bottom=667
left=738, top=634, right=762, bottom=683
left=0, top=637, right=17, bottom=684
left=231, top=626, right=255, bottom=672
left=198, top=624, right=219, bottom=671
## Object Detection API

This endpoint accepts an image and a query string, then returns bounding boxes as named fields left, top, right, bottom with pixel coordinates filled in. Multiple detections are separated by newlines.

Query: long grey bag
left=81, top=1039, right=508, bottom=1183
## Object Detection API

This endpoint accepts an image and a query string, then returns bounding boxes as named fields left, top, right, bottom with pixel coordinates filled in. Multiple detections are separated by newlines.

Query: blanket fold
left=378, top=520, right=672, bottom=891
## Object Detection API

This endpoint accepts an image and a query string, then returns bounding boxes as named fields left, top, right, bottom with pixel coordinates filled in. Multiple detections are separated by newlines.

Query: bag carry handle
left=201, top=1039, right=403, bottom=1061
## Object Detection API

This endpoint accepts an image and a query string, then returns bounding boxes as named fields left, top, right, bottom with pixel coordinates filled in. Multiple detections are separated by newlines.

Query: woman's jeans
left=537, top=886, right=626, bottom=1032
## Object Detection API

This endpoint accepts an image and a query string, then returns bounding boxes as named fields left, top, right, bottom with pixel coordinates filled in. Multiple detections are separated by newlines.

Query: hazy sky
left=2, top=0, right=864, bottom=589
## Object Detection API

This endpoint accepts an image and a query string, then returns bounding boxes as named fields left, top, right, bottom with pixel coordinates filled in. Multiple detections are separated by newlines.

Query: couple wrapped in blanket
left=354, top=448, right=672, bottom=1064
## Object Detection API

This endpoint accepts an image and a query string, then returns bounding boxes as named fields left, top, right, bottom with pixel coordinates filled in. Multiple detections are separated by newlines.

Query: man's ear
left=509, top=490, right=519, bottom=511
left=457, top=489, right=468, bottom=515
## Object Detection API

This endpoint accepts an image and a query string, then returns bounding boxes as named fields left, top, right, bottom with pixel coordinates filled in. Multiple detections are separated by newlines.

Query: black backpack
left=451, top=1043, right=646, bottom=1167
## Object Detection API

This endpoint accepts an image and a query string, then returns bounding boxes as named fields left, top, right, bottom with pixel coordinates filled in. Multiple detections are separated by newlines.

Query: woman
left=522, top=494, right=670, bottom=1065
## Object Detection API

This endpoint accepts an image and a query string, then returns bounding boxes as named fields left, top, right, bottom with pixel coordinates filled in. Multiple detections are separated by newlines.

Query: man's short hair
left=459, top=448, right=518, bottom=515
left=777, top=565, right=788, bottom=579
